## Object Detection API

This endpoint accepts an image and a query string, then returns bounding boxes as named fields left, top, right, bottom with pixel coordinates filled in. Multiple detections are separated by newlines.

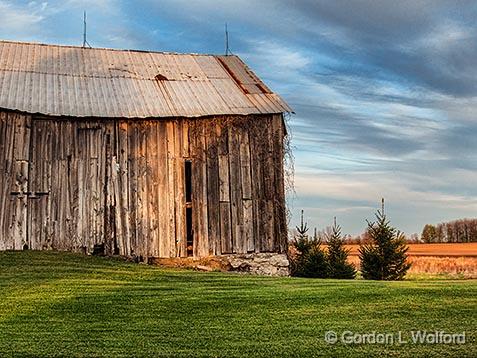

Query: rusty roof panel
left=0, top=40, right=292, bottom=118
left=216, top=55, right=272, bottom=92
left=217, top=56, right=257, bottom=85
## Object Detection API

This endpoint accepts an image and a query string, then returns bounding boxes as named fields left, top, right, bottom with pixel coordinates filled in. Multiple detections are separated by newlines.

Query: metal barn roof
left=0, top=40, right=292, bottom=118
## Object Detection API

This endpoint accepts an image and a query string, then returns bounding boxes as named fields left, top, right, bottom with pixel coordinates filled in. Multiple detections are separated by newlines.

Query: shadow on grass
left=0, top=251, right=475, bottom=357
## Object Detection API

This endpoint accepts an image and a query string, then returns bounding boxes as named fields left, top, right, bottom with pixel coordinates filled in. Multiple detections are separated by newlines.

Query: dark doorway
left=185, top=160, right=193, bottom=256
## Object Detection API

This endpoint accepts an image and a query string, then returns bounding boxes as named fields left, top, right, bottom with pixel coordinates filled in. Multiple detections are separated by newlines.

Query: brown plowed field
left=344, top=242, right=477, bottom=257
left=339, top=243, right=477, bottom=278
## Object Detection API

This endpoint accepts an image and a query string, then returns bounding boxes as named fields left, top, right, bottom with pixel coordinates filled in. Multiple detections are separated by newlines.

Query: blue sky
left=1, top=0, right=476, bottom=236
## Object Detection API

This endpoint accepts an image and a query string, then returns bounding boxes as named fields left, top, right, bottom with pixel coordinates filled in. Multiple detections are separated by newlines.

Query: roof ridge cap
left=0, top=39, right=221, bottom=57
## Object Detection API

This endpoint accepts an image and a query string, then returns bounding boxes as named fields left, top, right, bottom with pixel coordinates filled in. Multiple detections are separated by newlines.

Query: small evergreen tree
left=290, top=210, right=328, bottom=278
left=359, top=199, right=411, bottom=280
left=326, top=218, right=356, bottom=279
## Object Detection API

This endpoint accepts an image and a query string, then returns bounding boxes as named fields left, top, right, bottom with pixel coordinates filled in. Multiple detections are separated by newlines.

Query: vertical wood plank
left=0, top=113, right=7, bottom=250
left=219, top=202, right=232, bottom=254
left=239, top=129, right=252, bottom=200
left=249, top=117, right=264, bottom=253
left=104, top=125, right=114, bottom=255
left=127, top=122, right=138, bottom=256
left=272, top=115, right=287, bottom=252
left=11, top=114, right=31, bottom=250
left=117, top=121, right=130, bottom=256
left=190, top=120, right=198, bottom=257
left=44, top=121, right=53, bottom=250
left=65, top=122, right=77, bottom=250
left=218, top=124, right=230, bottom=202
left=206, top=121, right=220, bottom=255
left=76, top=127, right=85, bottom=250
left=243, top=199, right=254, bottom=252
left=51, top=121, right=59, bottom=250
left=217, top=123, right=232, bottom=253
left=0, top=113, right=13, bottom=249
left=174, top=120, right=186, bottom=257
left=191, top=119, right=209, bottom=257
left=166, top=121, right=177, bottom=257
left=239, top=124, right=253, bottom=253
left=146, top=122, right=159, bottom=257
left=228, top=122, right=243, bottom=253
left=111, top=151, right=121, bottom=253
left=182, top=121, right=189, bottom=158
left=199, top=121, right=209, bottom=257
left=157, top=120, right=169, bottom=257
left=136, top=122, right=148, bottom=258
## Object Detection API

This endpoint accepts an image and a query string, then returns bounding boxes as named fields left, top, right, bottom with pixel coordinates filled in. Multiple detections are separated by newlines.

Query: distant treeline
left=421, top=218, right=477, bottom=243
left=290, top=218, right=477, bottom=244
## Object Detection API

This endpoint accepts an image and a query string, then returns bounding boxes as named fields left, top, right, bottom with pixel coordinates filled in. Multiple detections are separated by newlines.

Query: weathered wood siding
left=0, top=111, right=287, bottom=257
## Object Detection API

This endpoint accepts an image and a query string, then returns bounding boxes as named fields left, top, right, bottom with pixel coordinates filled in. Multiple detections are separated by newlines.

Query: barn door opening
left=185, top=160, right=193, bottom=256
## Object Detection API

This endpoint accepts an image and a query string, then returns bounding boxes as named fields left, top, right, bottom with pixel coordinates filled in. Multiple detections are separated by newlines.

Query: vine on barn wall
left=283, top=112, right=295, bottom=227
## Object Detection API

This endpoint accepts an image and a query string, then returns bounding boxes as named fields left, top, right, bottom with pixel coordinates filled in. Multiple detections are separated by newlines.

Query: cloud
left=293, top=168, right=477, bottom=234
left=65, top=0, right=116, bottom=10
left=0, top=1, right=46, bottom=37
left=240, top=40, right=311, bottom=72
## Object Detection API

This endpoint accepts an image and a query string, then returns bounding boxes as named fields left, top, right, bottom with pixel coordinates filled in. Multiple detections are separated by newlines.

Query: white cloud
left=291, top=169, right=477, bottom=235
left=64, top=0, right=115, bottom=11
left=0, top=1, right=46, bottom=36
left=419, top=21, right=471, bottom=52
left=295, top=170, right=477, bottom=211
left=240, top=40, right=311, bottom=71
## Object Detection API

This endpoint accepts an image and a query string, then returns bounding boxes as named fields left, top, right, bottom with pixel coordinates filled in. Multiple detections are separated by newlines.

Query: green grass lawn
left=0, top=251, right=475, bottom=357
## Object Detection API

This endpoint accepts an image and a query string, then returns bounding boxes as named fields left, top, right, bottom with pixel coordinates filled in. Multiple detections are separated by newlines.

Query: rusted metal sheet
left=0, top=41, right=292, bottom=118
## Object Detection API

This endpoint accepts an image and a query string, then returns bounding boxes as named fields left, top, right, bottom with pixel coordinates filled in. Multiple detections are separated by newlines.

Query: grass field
left=0, top=251, right=476, bottom=357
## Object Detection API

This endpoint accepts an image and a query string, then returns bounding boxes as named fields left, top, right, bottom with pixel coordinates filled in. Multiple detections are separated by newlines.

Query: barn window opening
left=185, top=160, right=193, bottom=256
left=92, top=243, right=105, bottom=256
left=185, top=160, right=192, bottom=203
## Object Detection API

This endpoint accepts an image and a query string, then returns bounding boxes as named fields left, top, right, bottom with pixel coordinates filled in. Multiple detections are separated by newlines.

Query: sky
left=0, top=0, right=476, bottom=236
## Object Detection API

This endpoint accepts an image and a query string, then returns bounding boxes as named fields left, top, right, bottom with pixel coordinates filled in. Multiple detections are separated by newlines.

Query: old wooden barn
left=0, top=40, right=291, bottom=264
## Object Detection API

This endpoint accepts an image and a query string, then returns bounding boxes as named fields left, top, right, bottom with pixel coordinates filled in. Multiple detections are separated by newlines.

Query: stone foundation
left=225, top=253, right=290, bottom=276
left=150, top=253, right=290, bottom=277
